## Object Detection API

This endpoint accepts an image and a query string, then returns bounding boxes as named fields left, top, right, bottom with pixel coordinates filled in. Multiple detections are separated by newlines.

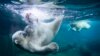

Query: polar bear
left=12, top=14, right=64, bottom=53
left=68, top=20, right=91, bottom=31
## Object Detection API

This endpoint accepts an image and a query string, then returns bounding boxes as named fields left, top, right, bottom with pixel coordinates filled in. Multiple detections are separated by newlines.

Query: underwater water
left=0, top=0, right=100, bottom=56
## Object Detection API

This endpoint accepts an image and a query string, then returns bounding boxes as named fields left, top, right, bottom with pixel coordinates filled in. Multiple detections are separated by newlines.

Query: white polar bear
left=68, top=20, right=91, bottom=31
left=12, top=13, right=64, bottom=53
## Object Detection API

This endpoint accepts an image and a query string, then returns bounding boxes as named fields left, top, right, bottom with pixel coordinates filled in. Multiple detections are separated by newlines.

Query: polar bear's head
left=12, top=31, right=26, bottom=45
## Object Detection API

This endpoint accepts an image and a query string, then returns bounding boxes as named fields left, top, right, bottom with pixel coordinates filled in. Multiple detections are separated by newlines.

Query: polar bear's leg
left=28, top=42, right=59, bottom=53
left=41, top=15, right=64, bottom=34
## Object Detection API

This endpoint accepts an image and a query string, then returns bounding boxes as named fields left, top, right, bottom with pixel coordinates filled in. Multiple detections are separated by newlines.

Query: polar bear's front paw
left=47, top=42, right=59, bottom=52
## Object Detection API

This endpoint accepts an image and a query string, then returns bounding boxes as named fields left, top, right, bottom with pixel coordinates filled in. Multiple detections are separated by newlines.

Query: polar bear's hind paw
left=48, top=42, right=59, bottom=52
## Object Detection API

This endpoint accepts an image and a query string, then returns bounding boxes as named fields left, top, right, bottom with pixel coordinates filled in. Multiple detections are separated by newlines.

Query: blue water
left=0, top=0, right=100, bottom=56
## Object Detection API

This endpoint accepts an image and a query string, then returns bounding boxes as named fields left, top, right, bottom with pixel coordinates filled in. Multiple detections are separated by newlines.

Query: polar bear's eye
left=23, top=32, right=27, bottom=37
left=18, top=32, right=23, bottom=35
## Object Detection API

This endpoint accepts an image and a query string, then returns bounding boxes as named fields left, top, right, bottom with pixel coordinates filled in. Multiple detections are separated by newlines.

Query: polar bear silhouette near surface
left=12, top=9, right=64, bottom=53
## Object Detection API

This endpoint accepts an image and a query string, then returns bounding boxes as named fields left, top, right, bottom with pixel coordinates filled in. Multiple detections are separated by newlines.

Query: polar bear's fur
left=12, top=15, right=64, bottom=53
